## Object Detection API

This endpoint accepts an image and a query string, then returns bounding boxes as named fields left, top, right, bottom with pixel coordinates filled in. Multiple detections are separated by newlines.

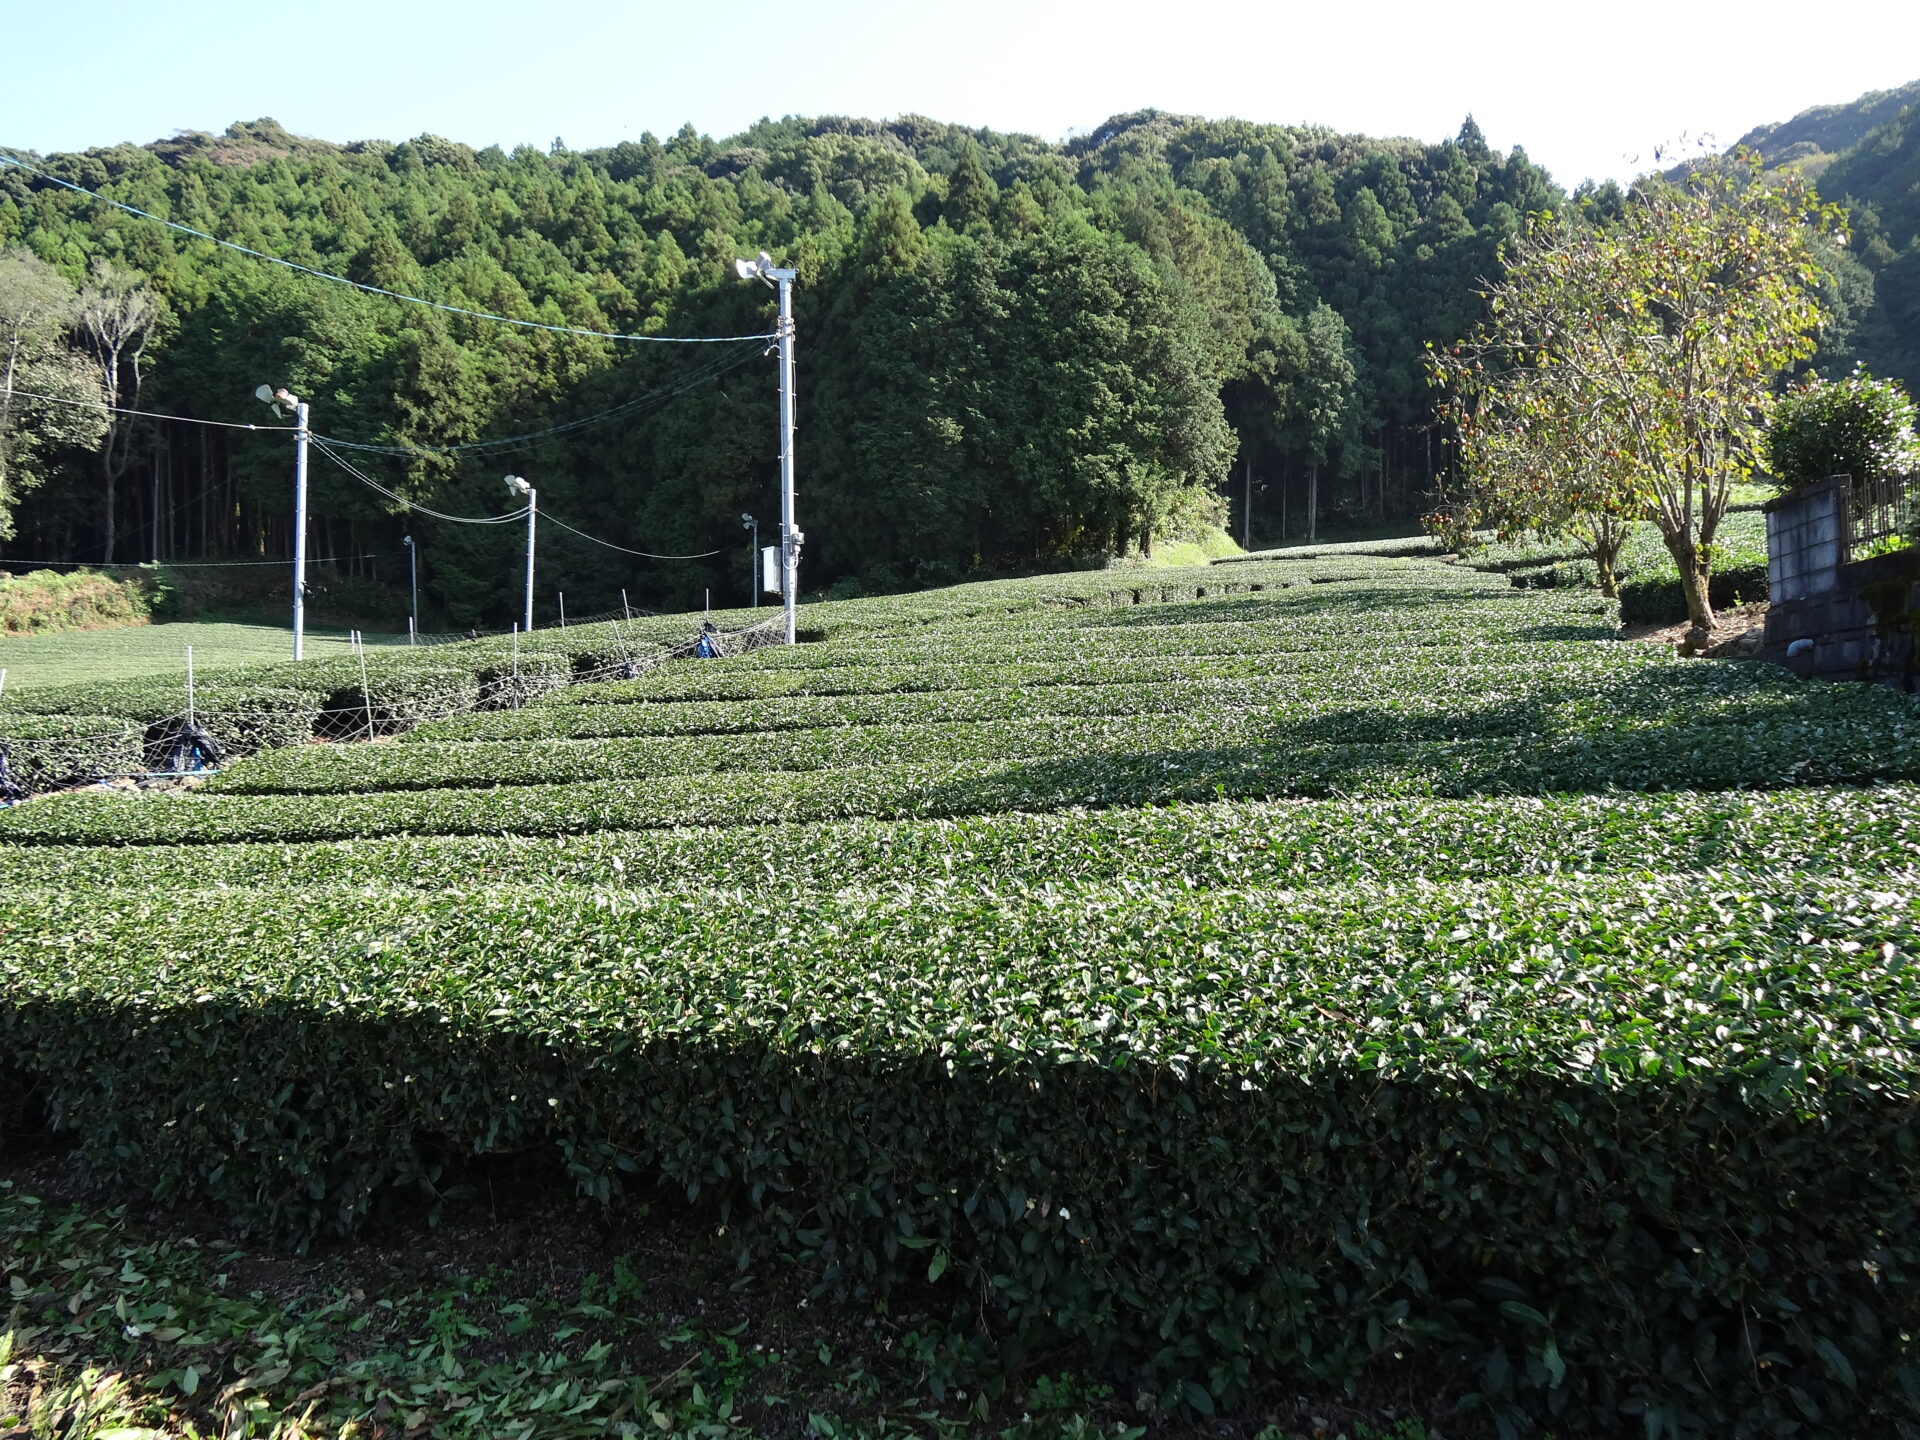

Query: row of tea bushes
left=6, top=785, right=1915, bottom=893
left=13, top=714, right=1920, bottom=846
left=202, top=673, right=1915, bottom=798
left=534, top=642, right=1667, bottom=712
left=1, top=873, right=1912, bottom=1432
left=416, top=659, right=1803, bottom=748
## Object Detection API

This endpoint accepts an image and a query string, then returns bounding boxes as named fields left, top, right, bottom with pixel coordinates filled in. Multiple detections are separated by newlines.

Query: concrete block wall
left=1763, top=477, right=1919, bottom=686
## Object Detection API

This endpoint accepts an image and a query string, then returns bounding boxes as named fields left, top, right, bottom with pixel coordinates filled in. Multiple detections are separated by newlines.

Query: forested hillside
left=0, top=112, right=1557, bottom=621
left=1730, top=81, right=1920, bottom=394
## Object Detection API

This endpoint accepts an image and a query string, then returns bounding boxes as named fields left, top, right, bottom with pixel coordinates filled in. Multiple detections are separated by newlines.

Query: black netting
left=151, top=720, right=224, bottom=775
left=0, top=744, right=26, bottom=804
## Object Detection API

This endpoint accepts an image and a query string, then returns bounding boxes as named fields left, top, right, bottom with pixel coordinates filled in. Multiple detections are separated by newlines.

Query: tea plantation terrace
left=2, top=548, right=1917, bottom=1437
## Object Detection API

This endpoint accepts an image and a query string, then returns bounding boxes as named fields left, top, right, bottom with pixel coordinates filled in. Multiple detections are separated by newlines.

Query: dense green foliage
left=0, top=113, right=1559, bottom=614
left=2, top=785, right=1909, bottom=893
left=3, top=874, right=1916, bottom=1433
left=1764, top=366, right=1920, bottom=490
left=1815, top=91, right=1920, bottom=392
left=5, top=548, right=1920, bottom=1434
left=0, top=566, right=150, bottom=634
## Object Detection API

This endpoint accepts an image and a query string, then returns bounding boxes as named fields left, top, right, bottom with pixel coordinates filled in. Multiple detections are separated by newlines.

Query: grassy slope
left=0, top=621, right=411, bottom=693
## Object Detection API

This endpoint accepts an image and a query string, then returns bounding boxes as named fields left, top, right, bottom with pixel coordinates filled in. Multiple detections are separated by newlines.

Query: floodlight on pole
left=733, top=251, right=800, bottom=644
left=257, top=383, right=310, bottom=660
left=504, top=475, right=536, bottom=633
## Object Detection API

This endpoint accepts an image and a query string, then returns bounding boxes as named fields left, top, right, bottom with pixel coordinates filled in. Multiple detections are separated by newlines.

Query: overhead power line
left=0, top=152, right=775, bottom=346
left=313, top=338, right=766, bottom=458
left=0, top=386, right=273, bottom=431
left=0, top=554, right=380, bottom=568
left=318, top=439, right=730, bottom=559
left=312, top=441, right=531, bottom=525
left=540, top=513, right=737, bottom=560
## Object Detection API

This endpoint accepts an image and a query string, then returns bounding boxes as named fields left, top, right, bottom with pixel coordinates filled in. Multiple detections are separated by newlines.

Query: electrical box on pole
left=761, top=545, right=781, bottom=595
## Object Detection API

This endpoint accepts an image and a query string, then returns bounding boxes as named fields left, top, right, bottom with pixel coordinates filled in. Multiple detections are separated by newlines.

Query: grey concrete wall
left=1763, top=501, right=1919, bottom=686
left=1766, top=475, right=1848, bottom=604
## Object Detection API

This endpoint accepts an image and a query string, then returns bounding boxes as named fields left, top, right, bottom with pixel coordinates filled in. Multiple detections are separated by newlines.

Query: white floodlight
left=732, top=256, right=759, bottom=281
left=503, top=477, right=537, bottom=632
left=254, top=384, right=275, bottom=403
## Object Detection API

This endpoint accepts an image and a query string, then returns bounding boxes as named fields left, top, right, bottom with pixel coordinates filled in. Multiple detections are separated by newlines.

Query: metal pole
left=748, top=519, right=758, bottom=607
left=621, top=588, right=631, bottom=622
left=558, top=591, right=566, bottom=628
left=404, top=535, right=418, bottom=644
left=523, top=488, right=537, bottom=633
left=776, top=272, right=799, bottom=645
left=184, top=646, right=195, bottom=729
left=292, top=400, right=310, bottom=660
left=354, top=629, right=374, bottom=738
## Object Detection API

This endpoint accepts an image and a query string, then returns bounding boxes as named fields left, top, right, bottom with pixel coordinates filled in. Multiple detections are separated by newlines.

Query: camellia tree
left=1432, top=156, right=1842, bottom=632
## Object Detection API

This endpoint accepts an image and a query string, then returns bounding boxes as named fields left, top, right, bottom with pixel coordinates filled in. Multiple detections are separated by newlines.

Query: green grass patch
left=0, top=621, right=408, bottom=694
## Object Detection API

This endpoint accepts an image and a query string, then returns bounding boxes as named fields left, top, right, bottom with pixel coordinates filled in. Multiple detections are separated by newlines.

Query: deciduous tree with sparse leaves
left=1433, top=156, right=1841, bottom=631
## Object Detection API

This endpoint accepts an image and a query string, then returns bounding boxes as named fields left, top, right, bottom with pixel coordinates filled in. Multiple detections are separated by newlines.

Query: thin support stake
left=184, top=646, right=195, bottom=728
left=621, top=589, right=631, bottom=622
left=355, top=629, right=375, bottom=738
left=558, top=591, right=566, bottom=628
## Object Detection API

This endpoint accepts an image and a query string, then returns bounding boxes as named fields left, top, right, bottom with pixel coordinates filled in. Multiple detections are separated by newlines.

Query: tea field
left=2, top=549, right=1918, bottom=1439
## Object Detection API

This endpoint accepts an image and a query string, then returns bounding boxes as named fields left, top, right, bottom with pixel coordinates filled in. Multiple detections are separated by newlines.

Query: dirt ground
left=1622, top=602, right=1768, bottom=659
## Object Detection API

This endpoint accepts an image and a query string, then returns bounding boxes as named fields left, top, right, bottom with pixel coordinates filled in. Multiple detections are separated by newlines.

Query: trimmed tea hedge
left=1, top=874, right=1914, bottom=1433
left=4, top=786, right=1916, bottom=892
left=433, top=654, right=1686, bottom=745
left=12, top=709, right=1920, bottom=846
left=201, top=671, right=1909, bottom=798
left=533, top=642, right=1666, bottom=712
left=0, top=714, right=144, bottom=791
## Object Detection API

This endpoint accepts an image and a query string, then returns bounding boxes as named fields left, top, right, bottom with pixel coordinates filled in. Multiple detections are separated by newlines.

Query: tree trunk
left=1594, top=540, right=1622, bottom=600
left=1662, top=530, right=1716, bottom=630
left=102, top=461, right=116, bottom=563
left=1307, top=462, right=1319, bottom=544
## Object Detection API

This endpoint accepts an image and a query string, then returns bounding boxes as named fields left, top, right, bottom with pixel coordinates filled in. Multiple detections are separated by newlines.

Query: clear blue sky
left=4, top=0, right=1915, bottom=189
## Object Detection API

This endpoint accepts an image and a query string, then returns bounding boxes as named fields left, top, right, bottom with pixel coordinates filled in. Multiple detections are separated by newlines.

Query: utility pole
left=402, top=534, right=418, bottom=645
left=1243, top=456, right=1252, bottom=550
left=292, top=397, right=310, bottom=659
left=256, top=385, right=310, bottom=659
left=505, top=475, right=535, bottom=632
left=741, top=513, right=758, bottom=607
left=734, top=252, right=801, bottom=644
